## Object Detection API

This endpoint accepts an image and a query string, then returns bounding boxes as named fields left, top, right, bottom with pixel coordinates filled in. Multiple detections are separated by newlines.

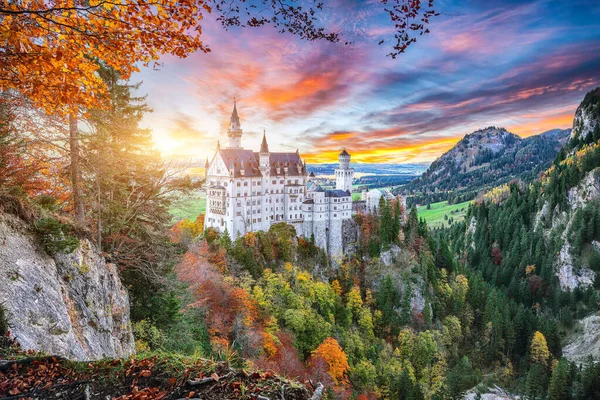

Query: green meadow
left=417, top=200, right=471, bottom=228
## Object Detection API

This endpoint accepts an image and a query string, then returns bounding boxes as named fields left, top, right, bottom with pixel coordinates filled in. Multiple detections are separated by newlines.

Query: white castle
left=204, top=102, right=357, bottom=256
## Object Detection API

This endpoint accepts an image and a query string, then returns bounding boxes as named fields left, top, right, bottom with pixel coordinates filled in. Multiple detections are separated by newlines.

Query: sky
left=135, top=0, right=600, bottom=164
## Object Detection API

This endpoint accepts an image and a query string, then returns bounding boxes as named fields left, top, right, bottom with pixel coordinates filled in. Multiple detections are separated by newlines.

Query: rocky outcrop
left=563, top=314, right=600, bottom=364
left=0, top=210, right=134, bottom=360
left=571, top=87, right=600, bottom=141
left=555, top=168, right=600, bottom=290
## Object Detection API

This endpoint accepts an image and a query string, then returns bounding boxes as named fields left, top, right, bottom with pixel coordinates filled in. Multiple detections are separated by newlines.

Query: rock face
left=0, top=210, right=134, bottom=360
left=571, top=87, right=600, bottom=141
left=563, top=314, right=600, bottom=364
left=555, top=167, right=600, bottom=290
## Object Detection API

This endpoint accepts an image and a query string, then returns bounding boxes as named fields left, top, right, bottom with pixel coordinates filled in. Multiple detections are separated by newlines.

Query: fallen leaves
left=0, top=352, right=312, bottom=399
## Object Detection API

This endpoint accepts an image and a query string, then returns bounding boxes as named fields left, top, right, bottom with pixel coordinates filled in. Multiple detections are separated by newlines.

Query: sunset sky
left=135, top=0, right=600, bottom=164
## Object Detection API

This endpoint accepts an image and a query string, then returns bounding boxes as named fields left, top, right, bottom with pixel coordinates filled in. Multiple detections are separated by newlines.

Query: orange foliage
left=176, top=241, right=265, bottom=357
left=170, top=214, right=205, bottom=244
left=311, top=338, right=349, bottom=384
left=1, top=0, right=210, bottom=115
left=262, top=332, right=278, bottom=359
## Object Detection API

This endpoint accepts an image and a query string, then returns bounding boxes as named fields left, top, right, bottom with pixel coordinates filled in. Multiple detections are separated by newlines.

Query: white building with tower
left=203, top=102, right=357, bottom=257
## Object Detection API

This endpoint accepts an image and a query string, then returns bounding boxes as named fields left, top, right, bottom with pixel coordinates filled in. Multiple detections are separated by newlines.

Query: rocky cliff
left=571, top=87, right=600, bottom=142
left=0, top=209, right=134, bottom=360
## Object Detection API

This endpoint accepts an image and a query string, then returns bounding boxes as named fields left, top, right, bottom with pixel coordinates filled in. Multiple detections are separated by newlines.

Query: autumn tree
left=530, top=331, right=550, bottom=366
left=311, top=337, right=349, bottom=384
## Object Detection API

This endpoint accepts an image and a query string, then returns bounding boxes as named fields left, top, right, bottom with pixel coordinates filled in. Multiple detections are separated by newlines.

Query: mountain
left=400, top=126, right=570, bottom=206
left=446, top=86, right=600, bottom=365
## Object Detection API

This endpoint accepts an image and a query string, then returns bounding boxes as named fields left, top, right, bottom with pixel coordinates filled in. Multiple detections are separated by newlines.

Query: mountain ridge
left=399, top=126, right=571, bottom=206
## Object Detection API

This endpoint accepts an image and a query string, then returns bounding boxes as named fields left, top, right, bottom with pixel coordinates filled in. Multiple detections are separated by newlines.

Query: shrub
left=35, top=195, right=58, bottom=211
left=0, top=303, right=9, bottom=336
left=132, top=319, right=166, bottom=352
left=33, top=217, right=80, bottom=255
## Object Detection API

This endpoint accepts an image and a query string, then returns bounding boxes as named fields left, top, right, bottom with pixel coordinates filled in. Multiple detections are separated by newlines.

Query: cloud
left=135, top=0, right=600, bottom=164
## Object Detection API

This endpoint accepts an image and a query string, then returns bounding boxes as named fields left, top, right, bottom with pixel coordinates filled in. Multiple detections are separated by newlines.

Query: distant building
left=362, top=188, right=396, bottom=213
left=204, top=102, right=357, bottom=257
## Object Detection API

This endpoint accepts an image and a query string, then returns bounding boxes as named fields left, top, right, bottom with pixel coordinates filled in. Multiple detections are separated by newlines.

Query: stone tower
left=227, top=100, right=242, bottom=148
left=335, top=149, right=354, bottom=193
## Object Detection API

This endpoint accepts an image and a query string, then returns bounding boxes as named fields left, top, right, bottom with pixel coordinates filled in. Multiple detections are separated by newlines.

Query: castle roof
left=340, top=149, right=350, bottom=157
left=219, top=148, right=261, bottom=177
left=309, top=171, right=316, bottom=177
left=325, top=189, right=351, bottom=198
left=215, top=148, right=305, bottom=178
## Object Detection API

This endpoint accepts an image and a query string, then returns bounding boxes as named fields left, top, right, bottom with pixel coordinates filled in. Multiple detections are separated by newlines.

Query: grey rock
left=0, top=210, right=134, bottom=360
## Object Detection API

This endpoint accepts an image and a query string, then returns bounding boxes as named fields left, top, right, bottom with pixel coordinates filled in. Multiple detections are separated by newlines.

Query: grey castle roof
left=340, top=149, right=350, bottom=156
left=325, top=189, right=350, bottom=197
left=309, top=171, right=316, bottom=177
left=217, top=149, right=305, bottom=178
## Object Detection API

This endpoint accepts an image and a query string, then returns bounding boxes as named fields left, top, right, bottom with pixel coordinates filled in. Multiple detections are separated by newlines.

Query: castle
left=204, top=102, right=357, bottom=256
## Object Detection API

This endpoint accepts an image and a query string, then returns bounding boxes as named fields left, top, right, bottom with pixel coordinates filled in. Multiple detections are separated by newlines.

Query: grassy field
left=169, top=191, right=206, bottom=221
left=417, top=200, right=472, bottom=228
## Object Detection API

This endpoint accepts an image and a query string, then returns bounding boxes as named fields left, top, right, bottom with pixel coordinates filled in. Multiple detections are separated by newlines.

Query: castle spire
left=227, top=99, right=243, bottom=148
left=260, top=129, right=269, bottom=154
left=231, top=98, right=240, bottom=126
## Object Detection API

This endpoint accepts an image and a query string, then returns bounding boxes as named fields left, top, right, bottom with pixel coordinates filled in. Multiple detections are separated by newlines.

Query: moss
left=0, top=303, right=9, bottom=336
left=76, top=261, right=90, bottom=274
left=33, top=217, right=80, bottom=255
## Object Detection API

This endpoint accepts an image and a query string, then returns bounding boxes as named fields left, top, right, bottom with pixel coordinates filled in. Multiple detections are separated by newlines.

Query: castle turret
left=335, top=148, right=354, bottom=193
left=259, top=130, right=270, bottom=171
left=227, top=100, right=243, bottom=148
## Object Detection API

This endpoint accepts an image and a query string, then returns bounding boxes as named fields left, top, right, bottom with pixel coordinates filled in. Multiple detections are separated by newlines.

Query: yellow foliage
left=530, top=331, right=550, bottom=366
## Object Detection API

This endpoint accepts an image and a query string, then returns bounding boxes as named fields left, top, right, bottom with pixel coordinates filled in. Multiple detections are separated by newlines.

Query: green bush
left=132, top=319, right=166, bottom=352
left=35, top=195, right=58, bottom=211
left=33, top=217, right=80, bottom=255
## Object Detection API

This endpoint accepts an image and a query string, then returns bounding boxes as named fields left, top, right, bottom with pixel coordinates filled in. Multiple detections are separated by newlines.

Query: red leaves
left=114, top=386, right=168, bottom=400
left=0, top=357, right=73, bottom=398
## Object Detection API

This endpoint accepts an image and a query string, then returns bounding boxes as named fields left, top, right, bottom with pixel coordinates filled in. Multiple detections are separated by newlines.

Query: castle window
left=237, top=182, right=241, bottom=187
left=244, top=182, right=248, bottom=186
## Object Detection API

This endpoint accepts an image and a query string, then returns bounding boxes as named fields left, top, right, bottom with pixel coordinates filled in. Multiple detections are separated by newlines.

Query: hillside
left=400, top=126, right=570, bottom=206
left=440, top=87, right=600, bottom=397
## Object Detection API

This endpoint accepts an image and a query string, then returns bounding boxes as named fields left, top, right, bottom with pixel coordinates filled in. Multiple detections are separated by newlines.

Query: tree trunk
left=69, top=113, right=85, bottom=222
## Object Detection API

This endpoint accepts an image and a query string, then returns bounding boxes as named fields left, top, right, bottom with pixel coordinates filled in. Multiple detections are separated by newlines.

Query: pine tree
left=547, top=357, right=570, bottom=400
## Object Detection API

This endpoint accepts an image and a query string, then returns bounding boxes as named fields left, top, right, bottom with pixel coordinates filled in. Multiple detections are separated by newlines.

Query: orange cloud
left=508, top=110, right=574, bottom=137
left=302, top=137, right=460, bottom=164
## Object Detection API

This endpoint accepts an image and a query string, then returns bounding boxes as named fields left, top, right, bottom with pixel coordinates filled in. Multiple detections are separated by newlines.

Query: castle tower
left=335, top=149, right=354, bottom=193
left=259, top=130, right=270, bottom=171
left=227, top=100, right=243, bottom=148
